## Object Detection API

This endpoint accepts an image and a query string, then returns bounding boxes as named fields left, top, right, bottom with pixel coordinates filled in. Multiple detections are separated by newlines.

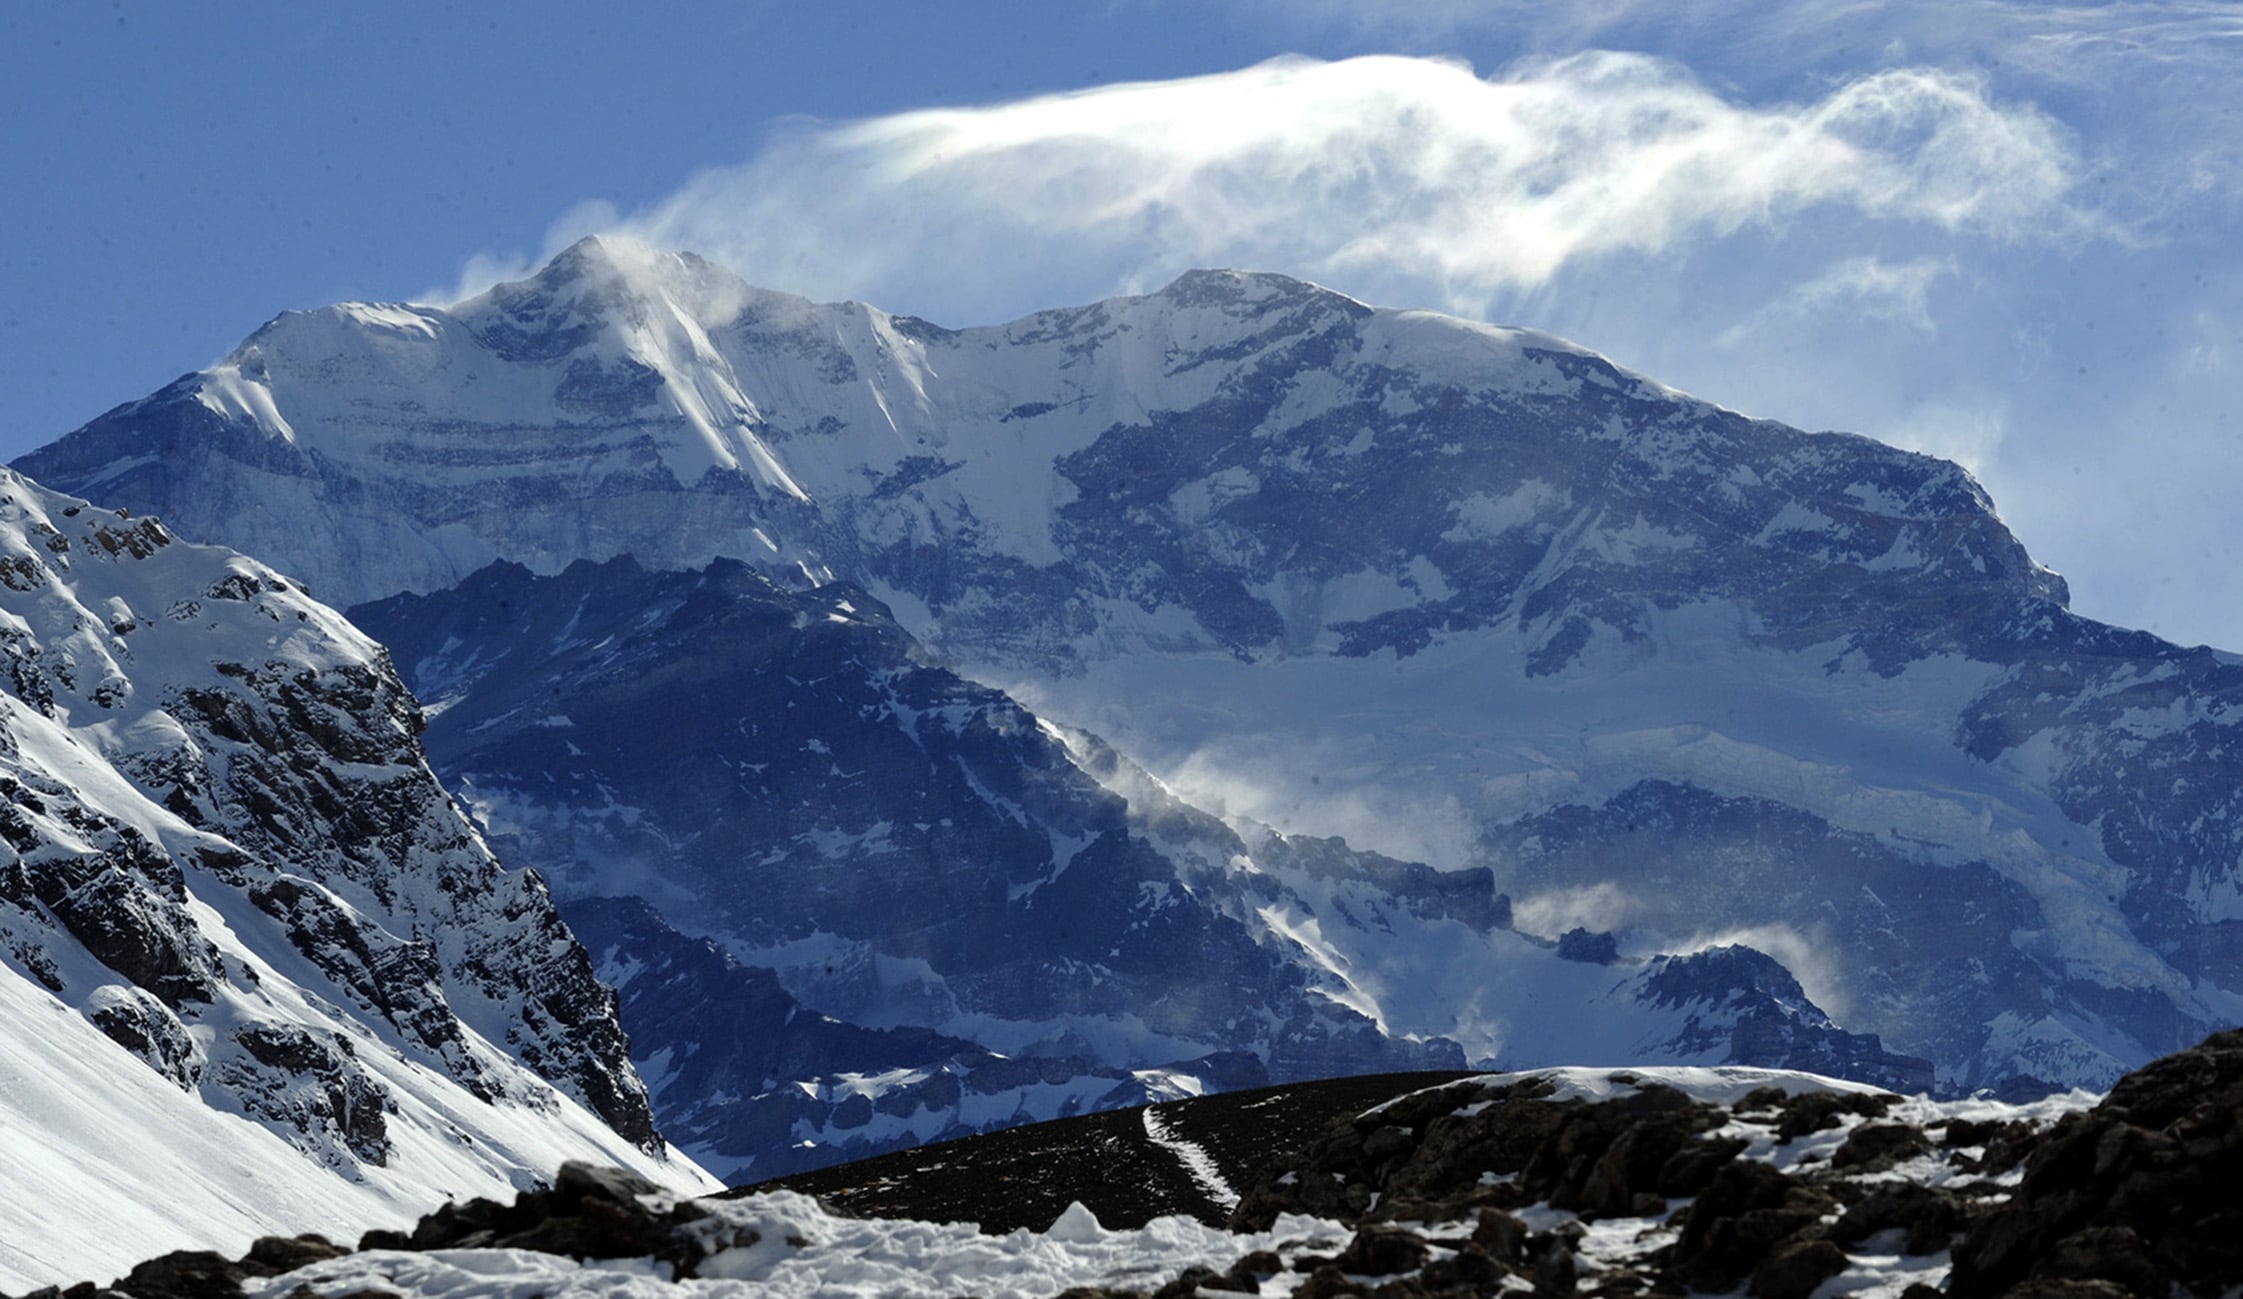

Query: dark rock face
left=152, top=646, right=656, bottom=1146
left=167, top=645, right=660, bottom=1150
left=246, top=875, right=487, bottom=1099
left=566, top=894, right=1283, bottom=1181
left=739, top=1069, right=1474, bottom=1235
left=1218, top=1036, right=2243, bottom=1298
left=1226, top=1073, right=1966, bottom=1297
left=353, top=1161, right=755, bottom=1276
left=0, top=802, right=223, bottom=1011
left=1640, top=945, right=1936, bottom=1094
left=354, top=558, right=1303, bottom=998
left=84, top=984, right=199, bottom=1087
left=1233, top=1075, right=1749, bottom=1229
left=28, top=1234, right=351, bottom=1299
left=1486, top=780, right=2052, bottom=1094
left=15, top=1163, right=728, bottom=1299
left=1950, top=1028, right=2243, bottom=1298
left=217, top=1024, right=392, bottom=1167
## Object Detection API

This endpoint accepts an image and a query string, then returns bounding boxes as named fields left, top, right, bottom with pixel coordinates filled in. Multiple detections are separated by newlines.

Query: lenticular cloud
left=599, top=52, right=2077, bottom=321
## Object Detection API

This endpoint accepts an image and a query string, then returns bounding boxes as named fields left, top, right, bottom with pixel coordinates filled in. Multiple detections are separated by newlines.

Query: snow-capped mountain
left=0, top=468, right=712, bottom=1292
left=19, top=235, right=2240, bottom=1096
left=343, top=553, right=1924, bottom=1178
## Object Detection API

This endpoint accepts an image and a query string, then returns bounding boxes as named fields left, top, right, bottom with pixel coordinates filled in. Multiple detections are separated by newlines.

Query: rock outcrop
left=0, top=468, right=705, bottom=1293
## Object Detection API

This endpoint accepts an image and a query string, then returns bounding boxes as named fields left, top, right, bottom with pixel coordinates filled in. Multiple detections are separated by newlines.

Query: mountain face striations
left=18, top=235, right=2240, bottom=1112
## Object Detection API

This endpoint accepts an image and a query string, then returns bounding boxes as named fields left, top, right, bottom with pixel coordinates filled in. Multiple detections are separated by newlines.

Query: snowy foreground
left=65, top=1056, right=2186, bottom=1299
left=253, top=1193, right=1344, bottom=1299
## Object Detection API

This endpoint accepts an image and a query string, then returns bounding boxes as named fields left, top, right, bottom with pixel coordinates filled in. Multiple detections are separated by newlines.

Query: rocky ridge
left=29, top=1029, right=2243, bottom=1299
left=0, top=468, right=708, bottom=1292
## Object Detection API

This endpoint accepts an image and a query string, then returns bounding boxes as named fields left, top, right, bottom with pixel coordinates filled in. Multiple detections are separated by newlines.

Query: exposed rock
left=0, top=467, right=699, bottom=1295
left=1672, top=1161, right=1824, bottom=1292
left=1753, top=1238, right=1849, bottom=1299
left=216, top=1024, right=392, bottom=1166
left=1335, top=1227, right=1431, bottom=1276
left=85, top=984, right=200, bottom=1087
left=1950, top=1028, right=2243, bottom=1298
left=1832, top=1120, right=1932, bottom=1170
left=1764, top=1086, right=1897, bottom=1142
left=1828, top=1184, right=1966, bottom=1254
left=1233, top=1076, right=1741, bottom=1230
left=745, top=1070, right=1475, bottom=1234
left=8, top=1235, right=347, bottom=1299
left=563, top=893, right=1283, bottom=1181
left=355, top=1162, right=748, bottom=1278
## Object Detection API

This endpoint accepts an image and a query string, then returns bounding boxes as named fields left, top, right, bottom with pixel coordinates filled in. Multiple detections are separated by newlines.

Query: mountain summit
left=18, top=240, right=2239, bottom=1105
left=20, top=236, right=2061, bottom=639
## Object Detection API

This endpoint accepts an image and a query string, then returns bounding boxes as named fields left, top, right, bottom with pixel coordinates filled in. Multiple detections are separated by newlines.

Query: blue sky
left=8, top=1, right=2243, bottom=649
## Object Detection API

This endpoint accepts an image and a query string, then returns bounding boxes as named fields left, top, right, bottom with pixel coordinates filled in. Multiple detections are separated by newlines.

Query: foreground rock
left=32, top=1030, right=2243, bottom=1297
left=1948, top=1027, right=2243, bottom=1298
left=11, top=1163, right=757, bottom=1299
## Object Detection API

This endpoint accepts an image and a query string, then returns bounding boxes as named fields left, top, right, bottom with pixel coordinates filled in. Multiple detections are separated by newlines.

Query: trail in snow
left=1141, top=1107, right=1239, bottom=1213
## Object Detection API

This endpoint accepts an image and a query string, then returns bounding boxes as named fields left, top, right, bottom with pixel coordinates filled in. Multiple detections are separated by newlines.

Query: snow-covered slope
left=0, top=469, right=713, bottom=1292
left=20, top=236, right=2242, bottom=1093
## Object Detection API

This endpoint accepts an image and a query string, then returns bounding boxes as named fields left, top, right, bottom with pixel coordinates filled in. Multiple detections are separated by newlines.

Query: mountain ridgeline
left=16, top=236, right=2242, bottom=1171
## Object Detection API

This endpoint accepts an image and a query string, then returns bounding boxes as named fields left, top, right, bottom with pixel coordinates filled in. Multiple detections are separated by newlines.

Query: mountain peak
left=471, top=234, right=754, bottom=334
left=537, top=233, right=707, bottom=293
left=1152, top=266, right=1366, bottom=318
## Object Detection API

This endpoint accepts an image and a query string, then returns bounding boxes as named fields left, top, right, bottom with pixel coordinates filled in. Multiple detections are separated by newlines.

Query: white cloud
left=1718, top=255, right=1955, bottom=346
left=1886, top=396, right=2010, bottom=477
left=1509, top=890, right=1855, bottom=1019
left=1158, top=737, right=1483, bottom=872
left=442, top=52, right=2079, bottom=325
left=1797, top=257, right=1952, bottom=332
left=2179, top=305, right=2239, bottom=377
left=1510, top=882, right=1642, bottom=938
left=1219, top=0, right=2243, bottom=232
